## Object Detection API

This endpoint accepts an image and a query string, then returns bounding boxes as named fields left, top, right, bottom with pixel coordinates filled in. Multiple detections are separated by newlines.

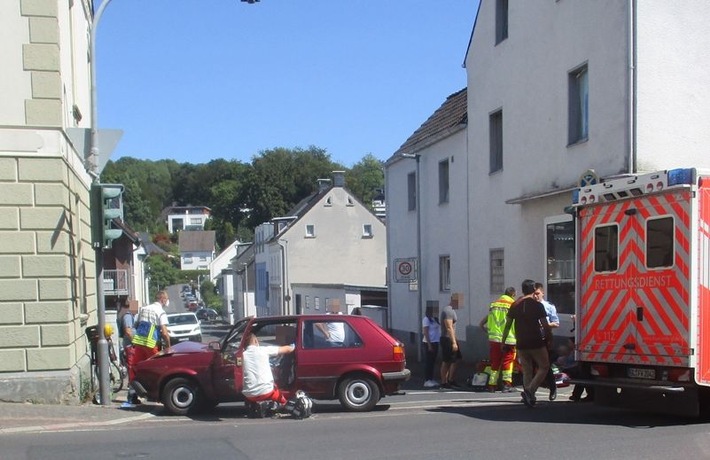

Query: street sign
left=394, top=258, right=418, bottom=283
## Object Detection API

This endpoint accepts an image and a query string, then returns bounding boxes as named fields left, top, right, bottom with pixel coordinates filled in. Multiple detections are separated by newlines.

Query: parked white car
left=165, top=313, right=202, bottom=345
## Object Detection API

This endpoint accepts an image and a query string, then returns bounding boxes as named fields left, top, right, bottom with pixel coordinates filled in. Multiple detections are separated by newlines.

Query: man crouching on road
left=241, top=333, right=295, bottom=408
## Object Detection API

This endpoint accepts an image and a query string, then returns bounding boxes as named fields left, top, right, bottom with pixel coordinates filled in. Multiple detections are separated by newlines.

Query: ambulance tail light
left=667, top=368, right=691, bottom=383
left=667, top=168, right=694, bottom=186
left=590, top=364, right=609, bottom=377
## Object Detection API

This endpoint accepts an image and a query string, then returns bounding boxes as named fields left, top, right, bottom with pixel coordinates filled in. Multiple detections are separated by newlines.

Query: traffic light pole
left=90, top=0, right=114, bottom=406
left=94, top=247, right=111, bottom=405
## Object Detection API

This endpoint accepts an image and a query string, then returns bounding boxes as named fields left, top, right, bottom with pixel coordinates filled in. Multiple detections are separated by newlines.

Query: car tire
left=162, top=377, right=201, bottom=416
left=337, top=375, right=380, bottom=412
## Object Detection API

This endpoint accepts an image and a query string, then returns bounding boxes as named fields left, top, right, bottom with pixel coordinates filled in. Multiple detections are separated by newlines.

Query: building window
left=594, top=224, right=618, bottom=272
left=305, top=224, right=315, bottom=238
left=407, top=172, right=417, bottom=211
left=315, top=297, right=320, bottom=311
left=490, top=248, right=504, bottom=295
left=362, top=224, right=373, bottom=238
left=568, top=63, right=589, bottom=144
left=489, top=110, right=503, bottom=173
left=495, top=0, right=509, bottom=44
left=439, top=255, right=451, bottom=291
left=646, top=217, right=674, bottom=268
left=438, top=159, right=450, bottom=204
left=190, top=217, right=202, bottom=225
left=305, top=295, right=310, bottom=310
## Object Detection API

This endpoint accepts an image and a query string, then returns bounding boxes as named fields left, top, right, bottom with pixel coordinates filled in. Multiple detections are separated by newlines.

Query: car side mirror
left=208, top=341, right=221, bottom=351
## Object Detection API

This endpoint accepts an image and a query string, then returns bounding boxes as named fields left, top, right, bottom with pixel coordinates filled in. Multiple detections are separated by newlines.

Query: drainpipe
left=277, top=239, right=290, bottom=315
left=627, top=0, right=637, bottom=173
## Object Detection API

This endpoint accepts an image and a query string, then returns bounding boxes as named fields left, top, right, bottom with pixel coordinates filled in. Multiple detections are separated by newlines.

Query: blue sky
left=96, top=0, right=479, bottom=167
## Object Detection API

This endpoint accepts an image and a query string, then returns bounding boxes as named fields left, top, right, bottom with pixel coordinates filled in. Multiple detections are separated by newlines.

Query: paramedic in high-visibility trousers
left=479, top=287, right=517, bottom=393
left=128, top=290, right=171, bottom=403
left=501, top=279, right=553, bottom=408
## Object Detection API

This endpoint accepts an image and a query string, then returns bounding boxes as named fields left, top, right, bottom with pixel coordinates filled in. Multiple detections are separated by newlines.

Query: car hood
left=166, top=324, right=200, bottom=334
left=158, top=341, right=210, bottom=356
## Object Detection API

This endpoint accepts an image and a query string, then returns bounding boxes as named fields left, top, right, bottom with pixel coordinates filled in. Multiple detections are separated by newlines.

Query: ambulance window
left=594, top=225, right=618, bottom=272
left=646, top=217, right=674, bottom=268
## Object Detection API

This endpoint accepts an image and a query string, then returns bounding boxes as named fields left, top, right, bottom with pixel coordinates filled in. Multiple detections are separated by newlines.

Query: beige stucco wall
left=0, top=0, right=96, bottom=404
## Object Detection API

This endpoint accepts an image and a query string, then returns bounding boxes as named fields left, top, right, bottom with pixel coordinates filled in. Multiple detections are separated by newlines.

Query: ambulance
left=570, top=167, right=710, bottom=416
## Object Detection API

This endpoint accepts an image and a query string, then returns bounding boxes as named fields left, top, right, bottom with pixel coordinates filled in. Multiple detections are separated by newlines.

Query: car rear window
left=302, top=320, right=362, bottom=349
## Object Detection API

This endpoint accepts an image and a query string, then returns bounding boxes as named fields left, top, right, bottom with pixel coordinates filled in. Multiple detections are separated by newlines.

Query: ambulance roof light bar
left=572, top=168, right=695, bottom=206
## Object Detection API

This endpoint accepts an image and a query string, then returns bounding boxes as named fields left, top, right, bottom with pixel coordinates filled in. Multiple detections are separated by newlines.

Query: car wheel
left=337, top=375, right=380, bottom=412
left=162, top=377, right=201, bottom=416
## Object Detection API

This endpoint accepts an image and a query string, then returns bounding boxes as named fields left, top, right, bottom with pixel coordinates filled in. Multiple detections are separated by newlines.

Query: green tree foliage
left=199, top=279, right=222, bottom=311
left=145, top=255, right=181, bottom=299
left=345, top=154, right=385, bottom=209
left=243, top=146, right=343, bottom=229
left=102, top=147, right=384, bottom=246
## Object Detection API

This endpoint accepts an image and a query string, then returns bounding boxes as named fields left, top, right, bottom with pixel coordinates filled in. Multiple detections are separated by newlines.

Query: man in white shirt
left=241, top=333, right=295, bottom=406
left=316, top=300, right=345, bottom=345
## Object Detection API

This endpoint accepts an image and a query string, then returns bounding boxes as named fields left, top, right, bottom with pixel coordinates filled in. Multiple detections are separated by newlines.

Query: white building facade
left=387, top=0, right=710, bottom=361
left=254, top=173, right=388, bottom=319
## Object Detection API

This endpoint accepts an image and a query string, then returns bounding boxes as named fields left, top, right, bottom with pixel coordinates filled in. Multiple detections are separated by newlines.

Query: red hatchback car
left=131, top=314, right=411, bottom=415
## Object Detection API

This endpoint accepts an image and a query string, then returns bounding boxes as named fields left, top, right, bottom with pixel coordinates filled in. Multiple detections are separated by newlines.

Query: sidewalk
left=0, top=358, right=478, bottom=434
left=0, top=392, right=160, bottom=435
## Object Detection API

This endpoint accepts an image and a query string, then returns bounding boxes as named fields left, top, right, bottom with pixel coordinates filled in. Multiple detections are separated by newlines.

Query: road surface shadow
left=428, top=399, right=708, bottom=428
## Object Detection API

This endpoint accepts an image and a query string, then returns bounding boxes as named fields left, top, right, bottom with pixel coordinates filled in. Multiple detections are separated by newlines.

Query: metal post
left=90, top=0, right=114, bottom=406
left=414, top=156, right=423, bottom=363
left=243, top=263, right=249, bottom=319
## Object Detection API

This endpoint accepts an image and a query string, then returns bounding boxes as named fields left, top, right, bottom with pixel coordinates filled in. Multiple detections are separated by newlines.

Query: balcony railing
left=103, top=269, right=129, bottom=295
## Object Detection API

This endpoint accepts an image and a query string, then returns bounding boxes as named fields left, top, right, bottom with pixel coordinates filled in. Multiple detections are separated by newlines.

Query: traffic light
left=90, top=183, right=124, bottom=249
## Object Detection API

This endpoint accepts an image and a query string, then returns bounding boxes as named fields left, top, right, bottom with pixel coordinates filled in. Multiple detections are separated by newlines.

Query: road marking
left=0, top=412, right=156, bottom=435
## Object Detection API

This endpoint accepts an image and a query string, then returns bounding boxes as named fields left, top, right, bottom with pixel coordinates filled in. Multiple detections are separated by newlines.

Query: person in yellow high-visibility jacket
left=479, top=287, right=517, bottom=392
left=127, top=290, right=171, bottom=404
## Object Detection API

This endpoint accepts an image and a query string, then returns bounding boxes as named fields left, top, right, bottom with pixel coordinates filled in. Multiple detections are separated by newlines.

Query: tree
left=345, top=154, right=385, bottom=208
left=145, top=255, right=180, bottom=299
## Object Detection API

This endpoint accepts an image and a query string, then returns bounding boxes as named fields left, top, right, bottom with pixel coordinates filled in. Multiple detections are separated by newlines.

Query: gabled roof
left=113, top=219, right=140, bottom=245
left=178, top=230, right=216, bottom=253
left=267, top=177, right=384, bottom=242
left=392, top=88, right=468, bottom=157
left=138, top=232, right=168, bottom=256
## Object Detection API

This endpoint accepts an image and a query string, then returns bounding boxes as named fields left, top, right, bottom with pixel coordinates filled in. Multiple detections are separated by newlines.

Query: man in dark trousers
left=501, top=280, right=553, bottom=407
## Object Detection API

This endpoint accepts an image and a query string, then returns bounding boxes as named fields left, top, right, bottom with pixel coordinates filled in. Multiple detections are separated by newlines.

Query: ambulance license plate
left=628, top=368, right=655, bottom=379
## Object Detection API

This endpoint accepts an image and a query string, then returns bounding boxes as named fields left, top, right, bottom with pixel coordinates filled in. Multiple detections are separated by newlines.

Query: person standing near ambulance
left=440, top=293, right=463, bottom=388
left=128, top=291, right=171, bottom=390
left=479, top=287, right=517, bottom=392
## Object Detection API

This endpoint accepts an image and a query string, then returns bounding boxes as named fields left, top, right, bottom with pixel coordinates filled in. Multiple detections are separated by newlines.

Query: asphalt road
left=4, top=387, right=710, bottom=460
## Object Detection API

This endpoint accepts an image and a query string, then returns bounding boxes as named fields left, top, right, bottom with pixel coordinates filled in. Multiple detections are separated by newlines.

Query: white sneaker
left=423, top=380, right=439, bottom=388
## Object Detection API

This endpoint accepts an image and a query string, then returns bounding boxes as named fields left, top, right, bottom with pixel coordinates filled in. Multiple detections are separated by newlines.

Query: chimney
left=317, top=178, right=331, bottom=193
left=332, top=170, right=345, bottom=187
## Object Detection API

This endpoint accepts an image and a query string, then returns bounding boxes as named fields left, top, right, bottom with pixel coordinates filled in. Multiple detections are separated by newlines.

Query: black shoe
left=129, top=395, right=141, bottom=405
left=439, top=383, right=452, bottom=390
left=549, top=385, right=557, bottom=401
left=447, top=381, right=462, bottom=389
left=521, top=389, right=536, bottom=408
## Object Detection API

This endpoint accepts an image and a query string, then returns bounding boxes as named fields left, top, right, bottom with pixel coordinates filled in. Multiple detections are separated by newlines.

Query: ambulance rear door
left=578, top=190, right=691, bottom=368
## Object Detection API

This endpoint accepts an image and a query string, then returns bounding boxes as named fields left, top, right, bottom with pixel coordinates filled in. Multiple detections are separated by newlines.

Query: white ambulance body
left=572, top=167, right=710, bottom=416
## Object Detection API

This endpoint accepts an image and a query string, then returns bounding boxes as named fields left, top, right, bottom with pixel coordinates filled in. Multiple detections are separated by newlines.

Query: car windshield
left=168, top=314, right=198, bottom=325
